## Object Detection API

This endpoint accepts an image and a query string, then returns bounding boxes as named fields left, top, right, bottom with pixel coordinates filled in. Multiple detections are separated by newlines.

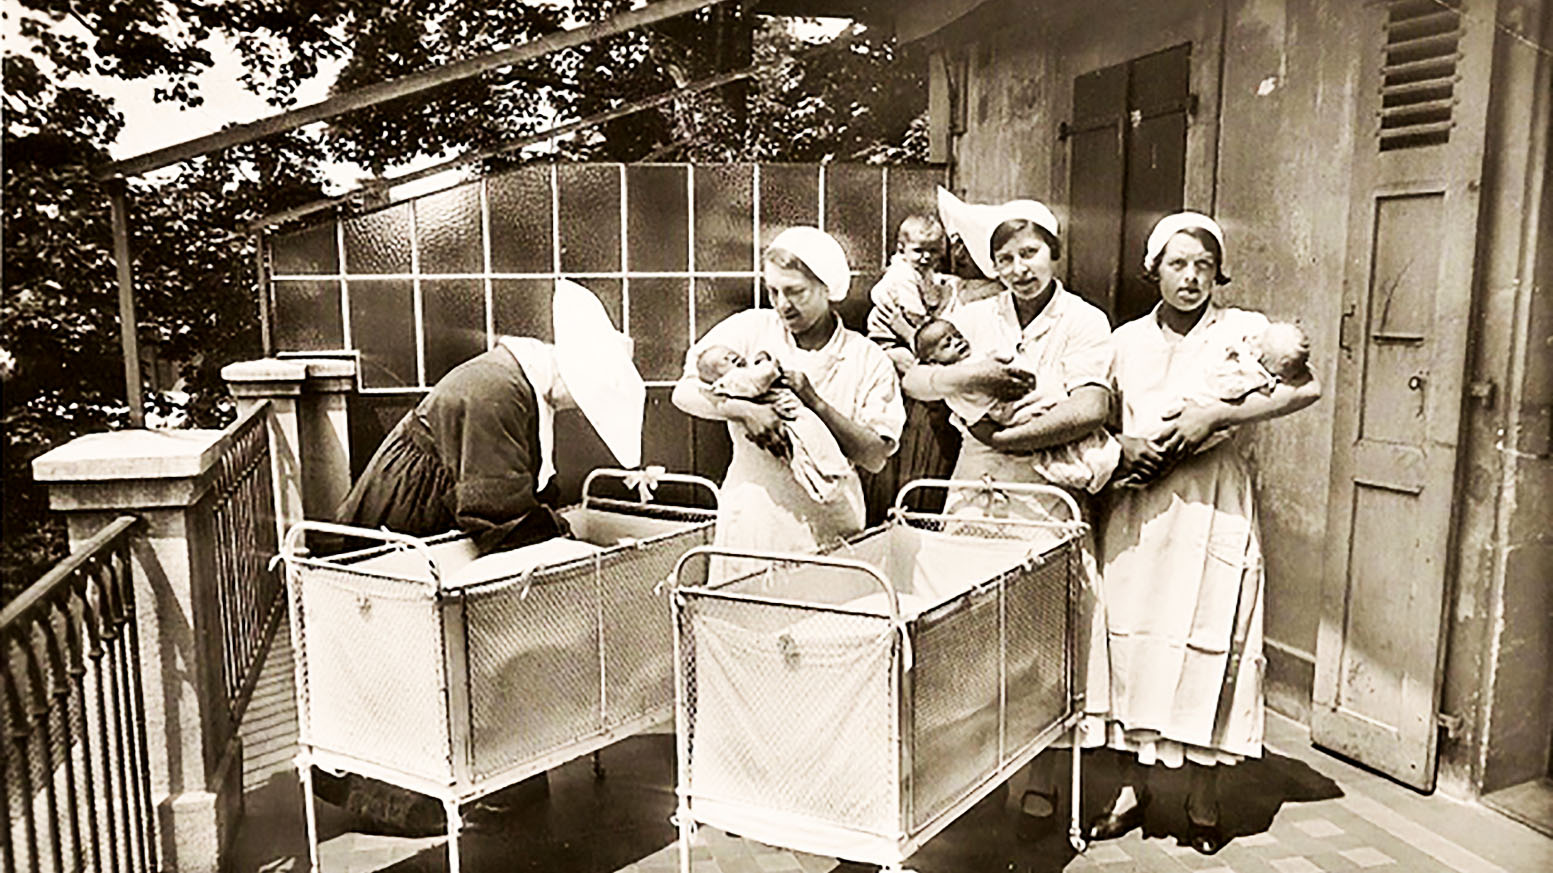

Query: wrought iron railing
left=206, top=400, right=285, bottom=741
left=1, top=515, right=157, bottom=873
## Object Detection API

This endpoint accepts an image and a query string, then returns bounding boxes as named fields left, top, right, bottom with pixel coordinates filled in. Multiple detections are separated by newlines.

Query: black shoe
left=1183, top=798, right=1228, bottom=855
left=1014, top=790, right=1057, bottom=842
left=1085, top=790, right=1148, bottom=842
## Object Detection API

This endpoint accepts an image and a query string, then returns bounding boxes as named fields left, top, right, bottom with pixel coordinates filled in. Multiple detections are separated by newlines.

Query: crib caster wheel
left=592, top=750, right=605, bottom=781
left=1069, top=834, right=1088, bottom=853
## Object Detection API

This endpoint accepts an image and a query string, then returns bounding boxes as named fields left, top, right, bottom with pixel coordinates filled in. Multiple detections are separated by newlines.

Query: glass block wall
left=264, top=162, right=945, bottom=486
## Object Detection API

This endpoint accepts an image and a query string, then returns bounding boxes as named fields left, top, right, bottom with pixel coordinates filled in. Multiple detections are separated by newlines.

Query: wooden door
left=1066, top=44, right=1191, bottom=324
left=1314, top=0, right=1496, bottom=791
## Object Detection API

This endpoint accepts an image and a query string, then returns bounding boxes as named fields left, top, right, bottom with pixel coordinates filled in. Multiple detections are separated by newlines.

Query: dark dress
left=336, top=346, right=566, bottom=554
left=325, top=346, right=560, bottom=832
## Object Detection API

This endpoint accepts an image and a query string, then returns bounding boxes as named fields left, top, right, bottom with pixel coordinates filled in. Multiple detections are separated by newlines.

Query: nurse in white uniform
left=673, top=227, right=905, bottom=567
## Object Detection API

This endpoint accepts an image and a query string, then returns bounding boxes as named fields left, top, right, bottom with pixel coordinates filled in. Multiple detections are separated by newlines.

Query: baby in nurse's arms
left=912, top=319, right=1120, bottom=494
left=1113, top=320, right=1313, bottom=487
left=695, top=344, right=851, bottom=502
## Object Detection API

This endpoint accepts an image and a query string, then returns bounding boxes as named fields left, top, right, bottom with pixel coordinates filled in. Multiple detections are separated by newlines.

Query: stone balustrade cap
left=222, top=358, right=308, bottom=384
left=303, top=358, right=356, bottom=379
left=33, top=428, right=231, bottom=482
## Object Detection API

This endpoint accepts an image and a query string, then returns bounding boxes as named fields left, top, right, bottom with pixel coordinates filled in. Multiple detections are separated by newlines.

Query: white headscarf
left=936, top=187, right=1061, bottom=280
left=1144, top=211, right=1227, bottom=272
left=767, top=226, right=851, bottom=301
left=552, top=279, right=644, bottom=470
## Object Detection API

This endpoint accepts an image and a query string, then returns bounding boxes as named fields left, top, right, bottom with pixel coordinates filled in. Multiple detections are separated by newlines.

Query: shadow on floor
left=896, top=747, right=1344, bottom=873
left=302, top=733, right=682, bottom=873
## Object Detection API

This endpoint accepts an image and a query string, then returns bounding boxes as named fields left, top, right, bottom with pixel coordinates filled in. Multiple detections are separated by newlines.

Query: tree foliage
left=1, top=1, right=926, bottom=599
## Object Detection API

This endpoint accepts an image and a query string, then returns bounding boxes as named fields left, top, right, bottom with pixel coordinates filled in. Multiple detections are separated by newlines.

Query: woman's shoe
left=1085, top=789, right=1148, bottom=841
left=1183, top=798, right=1229, bottom=855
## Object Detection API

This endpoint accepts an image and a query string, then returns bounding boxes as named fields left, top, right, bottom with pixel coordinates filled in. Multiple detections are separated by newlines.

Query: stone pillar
left=33, top=429, right=245, bottom=872
left=297, top=358, right=356, bottom=520
left=222, top=359, right=305, bottom=536
left=222, top=357, right=357, bottom=524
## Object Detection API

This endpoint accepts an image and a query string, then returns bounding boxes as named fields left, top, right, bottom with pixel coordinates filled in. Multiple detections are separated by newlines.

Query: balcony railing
left=1, top=515, right=158, bottom=873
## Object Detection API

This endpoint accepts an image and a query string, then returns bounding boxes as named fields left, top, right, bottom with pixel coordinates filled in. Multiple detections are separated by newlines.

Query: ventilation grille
left=1379, top=0, right=1461, bottom=151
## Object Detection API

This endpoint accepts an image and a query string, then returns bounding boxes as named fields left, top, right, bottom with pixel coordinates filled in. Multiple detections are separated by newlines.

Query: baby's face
left=698, top=346, right=745, bottom=382
left=920, top=325, right=971, bottom=364
left=898, top=229, right=947, bottom=273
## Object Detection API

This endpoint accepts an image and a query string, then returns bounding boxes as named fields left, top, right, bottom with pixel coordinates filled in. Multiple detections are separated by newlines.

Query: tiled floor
left=233, top=641, right=1552, bottom=873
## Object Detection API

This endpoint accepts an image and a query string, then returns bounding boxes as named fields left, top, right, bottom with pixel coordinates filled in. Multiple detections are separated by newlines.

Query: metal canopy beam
left=97, top=0, right=726, bottom=181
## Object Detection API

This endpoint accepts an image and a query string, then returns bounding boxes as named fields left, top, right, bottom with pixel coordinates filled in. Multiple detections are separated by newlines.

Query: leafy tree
left=2, top=1, right=925, bottom=600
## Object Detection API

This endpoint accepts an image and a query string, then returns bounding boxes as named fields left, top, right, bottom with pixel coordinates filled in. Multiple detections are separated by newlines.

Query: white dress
left=941, top=283, right=1115, bottom=736
left=1100, top=303, right=1271, bottom=766
left=683, top=310, right=905, bottom=571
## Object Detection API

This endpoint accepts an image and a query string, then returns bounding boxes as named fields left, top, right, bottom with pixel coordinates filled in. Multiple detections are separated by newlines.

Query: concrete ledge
left=33, top=429, right=229, bottom=483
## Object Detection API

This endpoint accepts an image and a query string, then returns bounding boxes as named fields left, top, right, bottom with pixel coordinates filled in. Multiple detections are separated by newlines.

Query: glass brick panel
left=886, top=166, right=947, bottom=260
left=557, top=164, right=621, bottom=273
left=488, top=166, right=554, bottom=274
left=416, top=184, right=484, bottom=274
left=825, top=164, right=885, bottom=272
left=491, top=277, right=553, bottom=342
left=759, top=164, right=819, bottom=249
left=626, top=165, right=688, bottom=273
left=271, top=223, right=339, bottom=275
left=693, top=276, right=756, bottom=343
left=422, top=278, right=487, bottom=383
left=347, top=279, right=417, bottom=388
left=627, top=277, right=690, bottom=380
left=694, top=164, right=754, bottom=272
left=272, top=279, right=344, bottom=350
left=836, top=271, right=881, bottom=334
left=343, top=203, right=413, bottom=274
left=641, top=385, right=692, bottom=473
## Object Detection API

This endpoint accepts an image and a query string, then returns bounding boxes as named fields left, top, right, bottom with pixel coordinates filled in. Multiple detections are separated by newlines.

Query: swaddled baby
left=1114, top=321, right=1312, bottom=487
left=914, top=319, right=1120, bottom=493
left=696, top=345, right=852, bottom=503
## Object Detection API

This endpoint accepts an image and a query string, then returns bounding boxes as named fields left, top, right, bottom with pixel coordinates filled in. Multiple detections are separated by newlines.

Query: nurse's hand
left=1117, top=433, right=1168, bottom=483
left=1154, top=402, right=1219, bottom=458
left=766, top=387, right=803, bottom=420
left=962, top=357, right=1038, bottom=401
left=777, top=367, right=820, bottom=408
left=724, top=398, right=791, bottom=460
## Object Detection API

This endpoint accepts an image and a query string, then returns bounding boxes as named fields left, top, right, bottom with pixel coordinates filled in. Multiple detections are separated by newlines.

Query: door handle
left=1339, top=303, right=1358, bottom=354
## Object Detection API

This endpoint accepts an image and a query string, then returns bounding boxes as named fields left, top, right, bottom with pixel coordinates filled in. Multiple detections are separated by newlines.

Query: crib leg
left=676, top=807, right=693, bottom=873
left=1068, top=723, right=1087, bottom=853
left=593, top=749, right=605, bottom=781
left=295, top=753, right=321, bottom=873
left=444, top=798, right=464, bottom=873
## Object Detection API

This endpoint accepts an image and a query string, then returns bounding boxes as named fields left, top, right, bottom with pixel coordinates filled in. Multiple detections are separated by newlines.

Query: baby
left=866, top=215, right=959, bottom=364
left=1114, top=321, right=1313, bottom=487
left=913, top=319, right=1120, bottom=493
left=696, top=344, right=852, bottom=503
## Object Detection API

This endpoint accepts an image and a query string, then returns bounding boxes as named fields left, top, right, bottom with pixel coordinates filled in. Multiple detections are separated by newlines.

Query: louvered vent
left=1379, top=0, right=1461, bottom=151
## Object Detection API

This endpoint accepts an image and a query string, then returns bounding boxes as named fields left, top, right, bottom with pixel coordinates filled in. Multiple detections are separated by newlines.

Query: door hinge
left=1437, top=712, right=1465, bottom=741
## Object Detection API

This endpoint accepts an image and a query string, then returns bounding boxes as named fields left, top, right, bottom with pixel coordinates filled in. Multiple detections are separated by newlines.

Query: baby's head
left=696, top=344, right=745, bottom=383
left=914, top=318, right=971, bottom=364
left=896, top=214, right=947, bottom=273
left=1258, top=322, right=1310, bottom=382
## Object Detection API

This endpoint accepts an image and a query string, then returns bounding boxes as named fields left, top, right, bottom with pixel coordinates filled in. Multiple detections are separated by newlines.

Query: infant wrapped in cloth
left=913, top=319, right=1120, bottom=493
left=696, top=345, right=854, bottom=503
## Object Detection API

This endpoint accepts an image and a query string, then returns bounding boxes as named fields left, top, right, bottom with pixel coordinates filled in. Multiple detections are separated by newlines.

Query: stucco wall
left=923, top=0, right=1362, bottom=719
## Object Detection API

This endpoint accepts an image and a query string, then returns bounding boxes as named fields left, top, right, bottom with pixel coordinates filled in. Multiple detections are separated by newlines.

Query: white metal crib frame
left=278, top=467, right=720, bottom=873
left=668, top=479, right=1092, bottom=873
